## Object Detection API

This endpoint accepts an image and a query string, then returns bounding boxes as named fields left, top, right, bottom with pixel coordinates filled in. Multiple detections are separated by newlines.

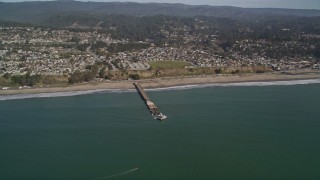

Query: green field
left=148, top=61, right=190, bottom=69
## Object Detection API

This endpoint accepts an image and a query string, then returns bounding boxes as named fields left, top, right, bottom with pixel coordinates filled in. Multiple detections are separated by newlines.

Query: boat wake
left=96, top=168, right=139, bottom=179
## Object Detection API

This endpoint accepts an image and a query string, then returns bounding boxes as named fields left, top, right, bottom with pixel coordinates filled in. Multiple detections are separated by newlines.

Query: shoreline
left=1, top=72, right=320, bottom=95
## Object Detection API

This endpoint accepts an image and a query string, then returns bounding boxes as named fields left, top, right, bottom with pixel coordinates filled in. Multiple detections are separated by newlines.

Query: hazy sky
left=1, top=0, right=320, bottom=10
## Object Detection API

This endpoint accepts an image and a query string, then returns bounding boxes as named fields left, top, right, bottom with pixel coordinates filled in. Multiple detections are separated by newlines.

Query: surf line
left=96, top=168, right=139, bottom=179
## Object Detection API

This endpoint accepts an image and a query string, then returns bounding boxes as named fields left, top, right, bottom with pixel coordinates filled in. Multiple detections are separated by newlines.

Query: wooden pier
left=134, top=83, right=167, bottom=121
left=134, top=83, right=150, bottom=101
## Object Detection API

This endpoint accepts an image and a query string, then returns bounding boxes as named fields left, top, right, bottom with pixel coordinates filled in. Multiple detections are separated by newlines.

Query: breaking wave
left=0, top=89, right=135, bottom=101
left=146, top=78, right=320, bottom=92
left=0, top=79, right=319, bottom=101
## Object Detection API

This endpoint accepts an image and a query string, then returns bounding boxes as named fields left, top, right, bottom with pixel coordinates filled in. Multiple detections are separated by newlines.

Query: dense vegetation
left=0, top=73, right=67, bottom=87
left=1, top=1, right=319, bottom=47
left=68, top=64, right=99, bottom=84
left=39, top=13, right=320, bottom=61
left=0, top=1, right=319, bottom=24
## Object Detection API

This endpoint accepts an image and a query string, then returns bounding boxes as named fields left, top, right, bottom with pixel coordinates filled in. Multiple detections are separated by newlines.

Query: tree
left=68, top=63, right=99, bottom=84
left=214, top=68, right=223, bottom=74
left=3, top=73, right=10, bottom=80
left=70, top=36, right=80, bottom=44
left=68, top=70, right=83, bottom=84
left=99, top=67, right=106, bottom=78
left=129, top=74, right=140, bottom=80
left=76, top=43, right=90, bottom=52
left=27, top=74, right=41, bottom=86
left=11, top=75, right=27, bottom=86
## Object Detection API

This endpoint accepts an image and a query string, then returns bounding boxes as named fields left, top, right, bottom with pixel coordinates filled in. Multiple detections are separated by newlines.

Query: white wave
left=0, top=89, right=135, bottom=101
left=1, top=79, right=319, bottom=101
left=146, top=79, right=320, bottom=92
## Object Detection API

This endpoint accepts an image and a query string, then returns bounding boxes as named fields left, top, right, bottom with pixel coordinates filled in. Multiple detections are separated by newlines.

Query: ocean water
left=1, top=81, right=320, bottom=179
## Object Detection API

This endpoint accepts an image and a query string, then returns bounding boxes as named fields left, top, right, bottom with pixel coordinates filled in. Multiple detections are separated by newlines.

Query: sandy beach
left=1, top=71, right=320, bottom=95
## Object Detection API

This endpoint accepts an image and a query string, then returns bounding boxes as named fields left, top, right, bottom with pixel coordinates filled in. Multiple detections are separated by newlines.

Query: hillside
left=0, top=1, right=320, bottom=24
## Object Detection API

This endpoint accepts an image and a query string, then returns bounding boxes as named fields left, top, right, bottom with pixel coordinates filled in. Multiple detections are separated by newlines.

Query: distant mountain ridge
left=0, top=1, right=320, bottom=24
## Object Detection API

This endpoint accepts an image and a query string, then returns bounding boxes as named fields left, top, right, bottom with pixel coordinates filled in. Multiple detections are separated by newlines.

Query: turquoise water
left=1, top=84, right=320, bottom=179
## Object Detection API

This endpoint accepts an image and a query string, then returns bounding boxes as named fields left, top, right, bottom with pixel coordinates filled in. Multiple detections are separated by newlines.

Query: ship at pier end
left=134, top=83, right=167, bottom=121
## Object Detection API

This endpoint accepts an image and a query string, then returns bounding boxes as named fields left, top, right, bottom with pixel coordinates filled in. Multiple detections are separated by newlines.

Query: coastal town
left=1, top=20, right=320, bottom=89
left=2, top=2, right=320, bottom=180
